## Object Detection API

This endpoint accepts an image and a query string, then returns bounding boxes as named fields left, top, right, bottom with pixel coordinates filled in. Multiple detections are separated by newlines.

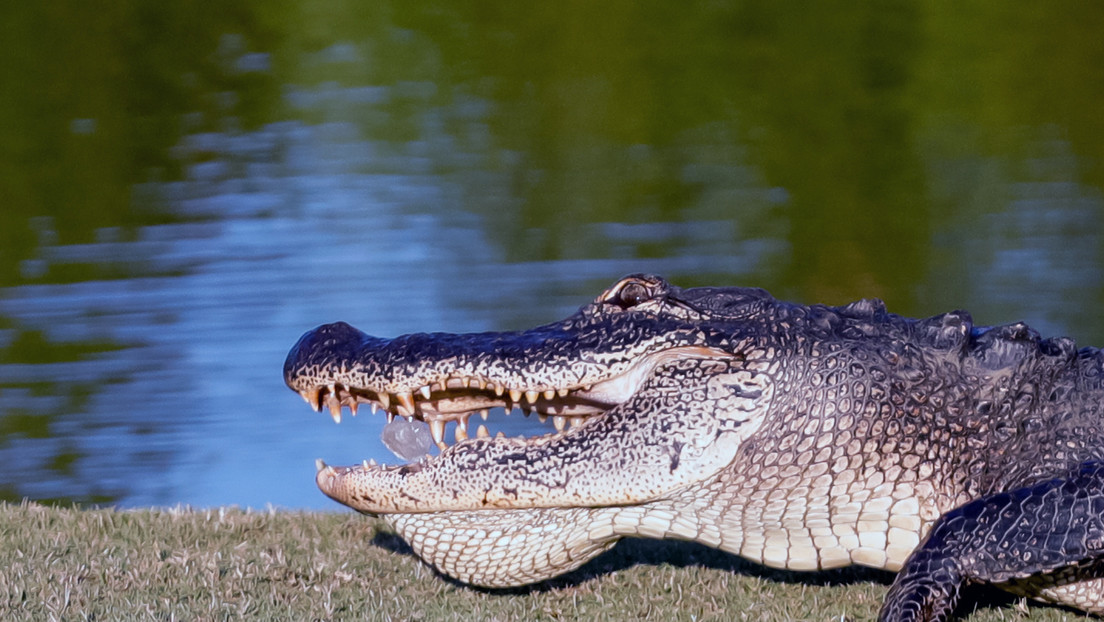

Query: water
left=2, top=2, right=1104, bottom=509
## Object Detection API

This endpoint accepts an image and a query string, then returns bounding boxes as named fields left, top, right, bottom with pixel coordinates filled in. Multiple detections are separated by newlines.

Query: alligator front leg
left=878, top=462, right=1104, bottom=622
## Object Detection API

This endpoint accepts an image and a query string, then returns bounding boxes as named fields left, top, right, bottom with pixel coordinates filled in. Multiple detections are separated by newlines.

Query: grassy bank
left=0, top=502, right=1079, bottom=621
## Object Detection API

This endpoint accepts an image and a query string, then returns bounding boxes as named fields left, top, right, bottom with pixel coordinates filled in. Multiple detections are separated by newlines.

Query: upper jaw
left=284, top=320, right=729, bottom=450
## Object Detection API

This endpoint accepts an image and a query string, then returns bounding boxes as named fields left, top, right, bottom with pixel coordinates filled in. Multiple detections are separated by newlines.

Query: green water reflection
left=1, top=1, right=1103, bottom=506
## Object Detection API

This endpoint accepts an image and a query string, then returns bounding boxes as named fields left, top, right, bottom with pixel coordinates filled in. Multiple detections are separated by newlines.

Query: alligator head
left=284, top=274, right=782, bottom=586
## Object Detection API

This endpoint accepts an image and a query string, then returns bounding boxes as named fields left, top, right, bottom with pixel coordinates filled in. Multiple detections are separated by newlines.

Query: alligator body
left=284, top=275, right=1104, bottom=621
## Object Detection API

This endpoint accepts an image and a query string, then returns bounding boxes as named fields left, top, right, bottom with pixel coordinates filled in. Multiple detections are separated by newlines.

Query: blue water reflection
left=2, top=3, right=1103, bottom=509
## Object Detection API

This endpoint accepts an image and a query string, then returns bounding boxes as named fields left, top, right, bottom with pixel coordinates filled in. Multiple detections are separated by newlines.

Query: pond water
left=2, top=2, right=1104, bottom=509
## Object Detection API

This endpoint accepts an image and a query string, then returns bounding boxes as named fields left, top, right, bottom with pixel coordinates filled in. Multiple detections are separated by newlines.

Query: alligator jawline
left=298, top=345, right=731, bottom=452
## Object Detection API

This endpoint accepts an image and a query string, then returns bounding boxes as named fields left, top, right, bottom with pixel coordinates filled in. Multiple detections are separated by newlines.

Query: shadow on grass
left=370, top=529, right=1084, bottom=619
left=371, top=529, right=894, bottom=592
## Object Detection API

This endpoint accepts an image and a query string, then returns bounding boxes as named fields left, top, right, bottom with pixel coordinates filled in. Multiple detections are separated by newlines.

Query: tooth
left=302, top=388, right=322, bottom=412
left=582, top=384, right=593, bottom=392
left=369, top=458, right=378, bottom=466
left=480, top=409, right=489, bottom=421
left=436, top=441, right=448, bottom=451
left=349, top=401, right=358, bottom=417
left=554, top=416, right=567, bottom=432
left=509, top=389, right=522, bottom=402
left=569, top=416, right=586, bottom=428
left=538, top=414, right=548, bottom=423
left=493, top=384, right=505, bottom=396
left=328, top=399, right=342, bottom=424
left=454, top=426, right=468, bottom=442
left=477, top=378, right=487, bottom=390
left=419, top=386, right=432, bottom=400
left=543, top=390, right=556, bottom=400
left=369, top=402, right=379, bottom=415
left=315, top=459, right=326, bottom=472
left=476, top=425, right=490, bottom=438
left=558, top=388, right=570, bottom=397
left=403, top=414, right=414, bottom=423
left=525, top=390, right=540, bottom=403
left=458, top=415, right=469, bottom=432
left=362, top=459, right=370, bottom=469
left=386, top=412, right=395, bottom=424
left=397, top=392, right=416, bottom=413
left=377, top=393, right=390, bottom=410
left=495, top=431, right=506, bottom=439
left=429, top=420, right=446, bottom=445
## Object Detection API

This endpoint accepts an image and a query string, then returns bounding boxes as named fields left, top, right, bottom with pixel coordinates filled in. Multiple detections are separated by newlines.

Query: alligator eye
left=618, top=282, right=650, bottom=307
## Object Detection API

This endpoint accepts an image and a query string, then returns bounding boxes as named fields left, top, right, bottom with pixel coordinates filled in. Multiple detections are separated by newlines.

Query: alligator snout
left=283, top=321, right=369, bottom=389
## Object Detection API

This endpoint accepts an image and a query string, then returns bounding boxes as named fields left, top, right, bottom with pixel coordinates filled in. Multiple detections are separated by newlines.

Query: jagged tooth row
left=301, top=379, right=593, bottom=454
left=302, top=378, right=586, bottom=420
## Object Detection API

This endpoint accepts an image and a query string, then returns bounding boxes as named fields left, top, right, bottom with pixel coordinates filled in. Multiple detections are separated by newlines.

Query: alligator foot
left=878, top=462, right=1104, bottom=622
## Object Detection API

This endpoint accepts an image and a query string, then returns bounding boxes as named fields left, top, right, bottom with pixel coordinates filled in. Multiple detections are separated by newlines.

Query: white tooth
left=302, top=388, right=322, bottom=412
left=397, top=392, right=416, bottom=413
left=557, top=388, right=570, bottom=397
left=429, top=420, right=446, bottom=445
left=569, top=416, right=586, bottom=428
left=458, top=416, right=469, bottom=432
left=454, top=426, right=468, bottom=442
left=509, top=389, right=522, bottom=402
left=479, top=409, right=489, bottom=421
left=525, top=390, right=540, bottom=403
left=315, top=459, right=327, bottom=473
left=543, top=390, right=556, bottom=400
left=403, top=414, right=414, bottom=423
left=476, top=425, right=490, bottom=438
left=369, top=458, right=378, bottom=466
left=495, top=431, right=506, bottom=439
left=369, top=402, right=379, bottom=415
left=477, top=378, right=487, bottom=390
left=493, top=384, right=504, bottom=396
left=386, top=412, right=395, bottom=424
left=362, top=460, right=370, bottom=469
left=419, top=385, right=432, bottom=400
left=377, top=393, right=390, bottom=410
left=554, top=416, right=567, bottom=432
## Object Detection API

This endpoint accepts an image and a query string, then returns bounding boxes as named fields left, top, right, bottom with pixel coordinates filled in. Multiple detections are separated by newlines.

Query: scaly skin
left=284, top=274, right=1104, bottom=620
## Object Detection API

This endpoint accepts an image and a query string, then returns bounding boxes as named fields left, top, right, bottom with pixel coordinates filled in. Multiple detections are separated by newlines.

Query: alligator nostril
left=314, top=321, right=363, bottom=346
left=284, top=321, right=370, bottom=388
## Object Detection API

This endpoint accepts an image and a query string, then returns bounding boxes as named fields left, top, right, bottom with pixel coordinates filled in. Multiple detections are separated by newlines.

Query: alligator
left=284, top=274, right=1104, bottom=621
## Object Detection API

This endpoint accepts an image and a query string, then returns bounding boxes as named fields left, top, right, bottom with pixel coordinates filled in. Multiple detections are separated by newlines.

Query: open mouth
left=294, top=345, right=727, bottom=453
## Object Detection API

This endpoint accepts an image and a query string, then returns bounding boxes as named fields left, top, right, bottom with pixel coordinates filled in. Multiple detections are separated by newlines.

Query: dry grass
left=0, top=502, right=1084, bottom=621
